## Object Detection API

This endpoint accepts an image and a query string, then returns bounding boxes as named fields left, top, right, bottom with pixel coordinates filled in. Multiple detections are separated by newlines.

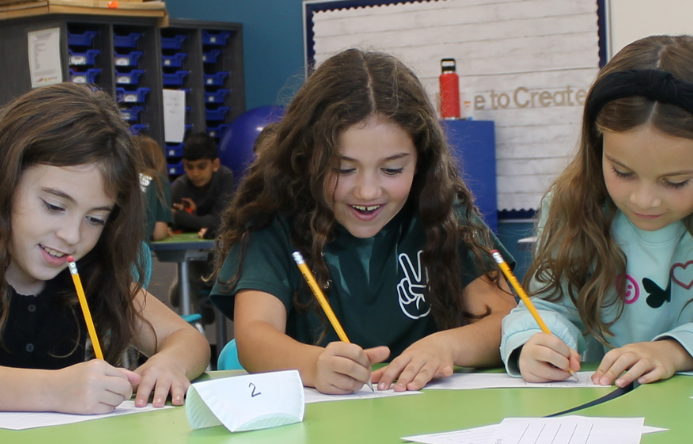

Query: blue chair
left=217, top=338, right=243, bottom=370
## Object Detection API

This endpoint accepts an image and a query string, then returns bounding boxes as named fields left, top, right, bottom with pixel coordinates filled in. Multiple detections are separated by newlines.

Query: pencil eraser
left=67, top=256, right=75, bottom=262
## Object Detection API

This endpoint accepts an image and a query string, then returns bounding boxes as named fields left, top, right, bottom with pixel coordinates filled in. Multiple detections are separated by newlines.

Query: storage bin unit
left=160, top=19, right=245, bottom=181
left=0, top=15, right=244, bottom=183
left=0, top=14, right=165, bottom=146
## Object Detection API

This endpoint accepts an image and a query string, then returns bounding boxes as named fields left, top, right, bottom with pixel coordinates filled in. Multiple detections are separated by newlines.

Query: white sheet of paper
left=186, top=370, right=304, bottom=432
left=303, top=386, right=422, bottom=404
left=163, top=89, right=186, bottom=143
left=27, top=28, right=63, bottom=88
left=402, top=424, right=497, bottom=444
left=494, top=416, right=643, bottom=444
left=425, top=372, right=601, bottom=390
left=403, top=417, right=663, bottom=444
left=0, top=401, right=172, bottom=431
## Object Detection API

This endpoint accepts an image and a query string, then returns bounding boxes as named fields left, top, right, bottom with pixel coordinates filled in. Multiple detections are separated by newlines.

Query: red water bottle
left=439, top=58, right=460, bottom=119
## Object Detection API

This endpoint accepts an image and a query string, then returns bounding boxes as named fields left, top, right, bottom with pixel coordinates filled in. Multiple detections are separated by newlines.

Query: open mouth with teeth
left=351, top=204, right=381, bottom=215
left=41, top=245, right=66, bottom=258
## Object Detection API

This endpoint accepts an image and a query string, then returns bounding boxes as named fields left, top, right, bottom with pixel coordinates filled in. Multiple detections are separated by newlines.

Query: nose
left=55, top=216, right=82, bottom=246
left=630, top=183, right=662, bottom=210
left=353, top=171, right=382, bottom=201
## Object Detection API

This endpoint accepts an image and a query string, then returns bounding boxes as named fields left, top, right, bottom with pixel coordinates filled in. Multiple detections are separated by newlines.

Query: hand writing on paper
left=519, top=332, right=581, bottom=383
left=132, top=354, right=191, bottom=407
left=592, top=339, right=693, bottom=387
left=52, top=360, right=140, bottom=414
left=313, top=342, right=389, bottom=395
left=372, top=331, right=455, bottom=392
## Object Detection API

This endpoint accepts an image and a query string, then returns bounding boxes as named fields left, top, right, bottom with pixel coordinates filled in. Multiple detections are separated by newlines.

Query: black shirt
left=0, top=277, right=87, bottom=369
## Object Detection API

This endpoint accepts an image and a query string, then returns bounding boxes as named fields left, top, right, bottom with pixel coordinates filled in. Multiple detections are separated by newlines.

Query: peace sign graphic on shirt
left=397, top=251, right=431, bottom=319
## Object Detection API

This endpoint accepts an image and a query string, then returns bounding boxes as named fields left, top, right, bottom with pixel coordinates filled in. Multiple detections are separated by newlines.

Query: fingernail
left=135, top=399, right=146, bottom=407
left=378, top=382, right=387, bottom=390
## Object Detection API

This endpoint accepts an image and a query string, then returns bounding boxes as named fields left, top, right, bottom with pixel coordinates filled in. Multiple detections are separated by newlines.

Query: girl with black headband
left=501, top=35, right=693, bottom=387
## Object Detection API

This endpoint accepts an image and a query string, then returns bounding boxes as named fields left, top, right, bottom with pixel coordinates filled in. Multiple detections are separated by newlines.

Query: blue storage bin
left=202, top=49, right=221, bottom=63
left=205, top=89, right=229, bottom=104
left=207, top=124, right=229, bottom=138
left=162, top=52, right=187, bottom=68
left=115, top=69, right=145, bottom=85
left=166, top=143, right=184, bottom=157
left=68, top=49, right=100, bottom=66
left=114, top=51, right=143, bottom=67
left=162, top=70, right=189, bottom=86
left=120, top=106, right=143, bottom=122
left=69, top=68, right=101, bottom=84
left=167, top=161, right=184, bottom=175
left=161, top=34, right=187, bottom=50
left=116, top=87, right=150, bottom=103
left=204, top=71, right=229, bottom=86
left=202, top=30, right=231, bottom=46
left=205, top=106, right=230, bottom=122
left=67, top=30, right=98, bottom=47
left=113, top=32, right=141, bottom=48
left=129, top=123, right=148, bottom=135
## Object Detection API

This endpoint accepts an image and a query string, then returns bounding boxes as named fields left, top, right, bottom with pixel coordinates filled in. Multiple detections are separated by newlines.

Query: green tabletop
left=1, top=369, right=628, bottom=444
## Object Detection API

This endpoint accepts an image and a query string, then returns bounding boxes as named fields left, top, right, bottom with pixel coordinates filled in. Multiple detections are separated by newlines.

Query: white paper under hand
left=185, top=370, right=304, bottom=432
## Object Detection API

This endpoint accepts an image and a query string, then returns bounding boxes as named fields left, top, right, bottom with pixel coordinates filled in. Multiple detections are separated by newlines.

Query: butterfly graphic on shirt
left=642, top=277, right=672, bottom=309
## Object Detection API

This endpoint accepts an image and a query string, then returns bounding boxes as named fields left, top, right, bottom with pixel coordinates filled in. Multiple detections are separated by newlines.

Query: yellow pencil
left=67, top=256, right=104, bottom=361
left=491, top=250, right=579, bottom=382
left=292, top=251, right=374, bottom=391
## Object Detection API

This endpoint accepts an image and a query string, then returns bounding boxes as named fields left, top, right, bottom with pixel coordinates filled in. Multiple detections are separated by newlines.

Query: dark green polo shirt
left=211, top=203, right=513, bottom=358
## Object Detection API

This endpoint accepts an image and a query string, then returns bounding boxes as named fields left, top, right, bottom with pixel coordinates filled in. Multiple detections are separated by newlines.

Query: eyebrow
left=340, top=153, right=411, bottom=162
left=43, top=188, right=114, bottom=212
left=605, top=154, right=693, bottom=177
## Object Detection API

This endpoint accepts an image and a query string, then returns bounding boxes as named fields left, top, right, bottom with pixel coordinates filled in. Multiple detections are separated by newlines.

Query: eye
left=42, top=200, right=64, bottom=213
left=664, top=179, right=690, bottom=190
left=382, top=167, right=404, bottom=176
left=86, top=215, right=107, bottom=226
left=338, top=167, right=355, bottom=175
left=611, top=167, right=633, bottom=179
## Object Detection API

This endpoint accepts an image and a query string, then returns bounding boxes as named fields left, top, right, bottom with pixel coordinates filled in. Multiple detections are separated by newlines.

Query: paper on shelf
left=185, top=370, right=304, bottom=433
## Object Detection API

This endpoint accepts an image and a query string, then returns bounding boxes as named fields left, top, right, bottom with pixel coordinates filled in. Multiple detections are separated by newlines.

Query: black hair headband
left=586, top=69, right=693, bottom=120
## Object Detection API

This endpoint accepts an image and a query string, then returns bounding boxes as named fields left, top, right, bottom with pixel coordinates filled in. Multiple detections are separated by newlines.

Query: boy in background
left=169, top=132, right=234, bottom=312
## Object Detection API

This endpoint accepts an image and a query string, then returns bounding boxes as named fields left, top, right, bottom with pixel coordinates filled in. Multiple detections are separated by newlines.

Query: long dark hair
left=526, top=35, right=693, bottom=344
left=0, top=83, right=149, bottom=363
left=215, top=49, right=500, bottom=331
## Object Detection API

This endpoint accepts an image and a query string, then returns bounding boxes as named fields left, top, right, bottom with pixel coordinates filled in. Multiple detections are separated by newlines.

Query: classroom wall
left=608, top=0, right=693, bottom=57
left=164, top=0, right=306, bottom=110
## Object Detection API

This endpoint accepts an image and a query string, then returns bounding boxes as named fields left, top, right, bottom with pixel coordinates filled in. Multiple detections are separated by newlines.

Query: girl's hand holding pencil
left=491, top=250, right=580, bottom=383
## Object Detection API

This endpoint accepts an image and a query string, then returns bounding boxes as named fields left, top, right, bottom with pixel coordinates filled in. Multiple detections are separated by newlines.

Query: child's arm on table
left=0, top=361, right=140, bottom=414
left=372, top=275, right=517, bottom=391
left=518, top=333, right=581, bottom=383
left=131, top=289, right=211, bottom=407
left=592, top=338, right=693, bottom=387
left=234, top=290, right=389, bottom=395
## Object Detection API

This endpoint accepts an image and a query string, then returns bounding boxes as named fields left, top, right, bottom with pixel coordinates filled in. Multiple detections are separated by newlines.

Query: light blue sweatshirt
left=501, top=194, right=693, bottom=376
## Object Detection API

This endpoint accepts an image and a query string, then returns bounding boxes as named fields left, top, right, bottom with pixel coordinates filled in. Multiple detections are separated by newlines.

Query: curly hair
left=214, top=49, right=501, bottom=332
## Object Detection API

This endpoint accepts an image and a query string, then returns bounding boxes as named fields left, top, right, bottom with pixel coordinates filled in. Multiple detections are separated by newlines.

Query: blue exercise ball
left=218, top=105, right=284, bottom=183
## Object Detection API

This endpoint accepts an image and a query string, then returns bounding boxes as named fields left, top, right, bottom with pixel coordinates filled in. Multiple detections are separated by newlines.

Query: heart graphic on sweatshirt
left=671, top=261, right=693, bottom=290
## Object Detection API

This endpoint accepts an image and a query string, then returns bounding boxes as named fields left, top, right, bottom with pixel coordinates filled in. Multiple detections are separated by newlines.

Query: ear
left=212, top=158, right=221, bottom=172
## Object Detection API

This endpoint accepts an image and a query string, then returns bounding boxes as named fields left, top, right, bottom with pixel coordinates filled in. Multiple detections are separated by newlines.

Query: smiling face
left=326, top=114, right=418, bottom=238
left=7, top=164, right=114, bottom=295
left=602, top=124, right=693, bottom=231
